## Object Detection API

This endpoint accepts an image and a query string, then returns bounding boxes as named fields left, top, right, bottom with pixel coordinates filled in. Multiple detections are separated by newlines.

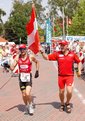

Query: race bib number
left=20, top=73, right=30, bottom=82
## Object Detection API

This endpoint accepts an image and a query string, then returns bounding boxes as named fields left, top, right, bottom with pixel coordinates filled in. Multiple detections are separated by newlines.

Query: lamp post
left=62, top=7, right=65, bottom=40
left=66, top=16, right=68, bottom=36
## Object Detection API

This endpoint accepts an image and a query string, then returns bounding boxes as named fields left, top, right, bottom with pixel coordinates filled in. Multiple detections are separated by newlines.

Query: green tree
left=68, top=0, right=85, bottom=35
left=48, top=0, right=79, bottom=18
left=5, top=0, right=45, bottom=44
left=54, top=18, right=63, bottom=36
left=47, top=0, right=80, bottom=36
left=0, top=9, right=6, bottom=36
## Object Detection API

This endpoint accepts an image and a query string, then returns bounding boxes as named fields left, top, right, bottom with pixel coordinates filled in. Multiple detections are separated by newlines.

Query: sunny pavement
left=0, top=54, right=85, bottom=121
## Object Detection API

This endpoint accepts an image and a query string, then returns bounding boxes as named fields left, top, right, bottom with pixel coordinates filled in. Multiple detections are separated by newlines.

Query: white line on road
left=74, top=88, right=85, bottom=104
left=53, top=61, right=85, bottom=105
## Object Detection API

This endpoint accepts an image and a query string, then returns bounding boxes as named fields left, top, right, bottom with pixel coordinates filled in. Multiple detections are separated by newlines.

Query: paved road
left=0, top=54, right=85, bottom=121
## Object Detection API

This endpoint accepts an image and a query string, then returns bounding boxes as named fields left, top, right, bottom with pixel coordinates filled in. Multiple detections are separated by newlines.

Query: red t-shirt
left=18, top=56, right=32, bottom=73
left=48, top=51, right=80, bottom=76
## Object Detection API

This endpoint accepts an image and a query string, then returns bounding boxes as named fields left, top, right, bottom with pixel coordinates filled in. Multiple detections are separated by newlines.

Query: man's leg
left=26, top=86, right=34, bottom=115
left=65, top=85, right=73, bottom=113
left=58, top=76, right=65, bottom=107
left=66, top=85, right=73, bottom=104
left=58, top=76, right=66, bottom=111
left=22, top=90, right=28, bottom=105
left=21, top=86, right=32, bottom=105
left=59, top=88, right=65, bottom=105
left=59, top=88, right=65, bottom=111
left=21, top=89, right=29, bottom=114
left=25, top=85, right=32, bottom=104
left=21, top=86, right=33, bottom=115
left=65, top=76, right=74, bottom=104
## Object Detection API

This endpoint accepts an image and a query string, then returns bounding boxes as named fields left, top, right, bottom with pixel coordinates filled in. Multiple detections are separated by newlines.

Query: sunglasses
left=19, top=48, right=26, bottom=51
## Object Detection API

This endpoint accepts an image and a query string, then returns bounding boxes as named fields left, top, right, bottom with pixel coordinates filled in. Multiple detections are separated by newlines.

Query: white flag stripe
left=27, top=31, right=35, bottom=47
left=27, top=18, right=37, bottom=47
left=34, top=18, right=38, bottom=31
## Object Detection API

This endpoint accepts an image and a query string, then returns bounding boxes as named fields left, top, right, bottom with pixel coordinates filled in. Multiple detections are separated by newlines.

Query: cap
left=59, top=40, right=68, bottom=46
left=19, top=44, right=26, bottom=49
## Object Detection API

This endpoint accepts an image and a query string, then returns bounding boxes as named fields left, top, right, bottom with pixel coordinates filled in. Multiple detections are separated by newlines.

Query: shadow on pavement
left=6, top=104, right=25, bottom=112
left=35, top=101, right=73, bottom=111
left=5, top=96, right=36, bottom=112
left=5, top=102, right=73, bottom=114
left=35, top=101, right=60, bottom=109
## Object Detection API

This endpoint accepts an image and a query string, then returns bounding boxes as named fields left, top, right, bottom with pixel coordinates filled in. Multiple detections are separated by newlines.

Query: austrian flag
left=26, top=4, right=40, bottom=54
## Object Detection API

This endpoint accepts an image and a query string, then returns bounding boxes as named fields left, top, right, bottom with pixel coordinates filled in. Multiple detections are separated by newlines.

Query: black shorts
left=19, top=73, right=32, bottom=91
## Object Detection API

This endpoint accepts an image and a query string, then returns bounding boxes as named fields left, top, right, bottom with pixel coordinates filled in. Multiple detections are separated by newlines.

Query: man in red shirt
left=40, top=40, right=81, bottom=113
left=4, top=44, right=39, bottom=115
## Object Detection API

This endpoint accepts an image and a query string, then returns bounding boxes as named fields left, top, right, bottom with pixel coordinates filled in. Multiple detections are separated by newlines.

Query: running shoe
left=28, top=103, right=34, bottom=115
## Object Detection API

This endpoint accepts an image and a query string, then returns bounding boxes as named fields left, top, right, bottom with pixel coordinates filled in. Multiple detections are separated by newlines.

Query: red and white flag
left=26, top=4, right=40, bottom=54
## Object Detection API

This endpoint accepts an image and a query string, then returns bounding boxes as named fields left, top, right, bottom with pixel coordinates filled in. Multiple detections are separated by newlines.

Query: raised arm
left=40, top=47, right=49, bottom=60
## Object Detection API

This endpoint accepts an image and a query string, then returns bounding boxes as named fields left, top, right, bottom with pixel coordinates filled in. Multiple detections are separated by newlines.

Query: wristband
left=41, top=51, right=44, bottom=54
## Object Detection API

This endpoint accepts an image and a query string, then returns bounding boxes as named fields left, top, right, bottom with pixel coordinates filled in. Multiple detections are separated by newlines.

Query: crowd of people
left=0, top=43, right=18, bottom=72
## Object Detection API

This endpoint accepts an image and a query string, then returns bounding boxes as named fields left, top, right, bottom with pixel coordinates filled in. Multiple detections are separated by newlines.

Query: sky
left=0, top=0, right=13, bottom=23
left=0, top=0, right=48, bottom=23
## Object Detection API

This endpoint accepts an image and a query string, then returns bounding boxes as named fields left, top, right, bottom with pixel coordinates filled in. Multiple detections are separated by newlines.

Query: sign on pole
left=46, top=18, right=52, bottom=44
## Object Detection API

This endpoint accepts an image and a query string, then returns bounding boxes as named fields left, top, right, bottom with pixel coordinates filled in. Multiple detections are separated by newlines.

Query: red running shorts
left=58, top=76, right=74, bottom=89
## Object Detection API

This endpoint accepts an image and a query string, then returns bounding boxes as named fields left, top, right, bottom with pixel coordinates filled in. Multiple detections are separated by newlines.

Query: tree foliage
left=2, top=0, right=85, bottom=42
left=48, top=0, right=79, bottom=18
left=48, top=0, right=80, bottom=36
left=68, top=0, right=85, bottom=35
left=0, top=8, right=6, bottom=23
left=0, top=9, right=6, bottom=35
left=5, top=0, right=45, bottom=44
